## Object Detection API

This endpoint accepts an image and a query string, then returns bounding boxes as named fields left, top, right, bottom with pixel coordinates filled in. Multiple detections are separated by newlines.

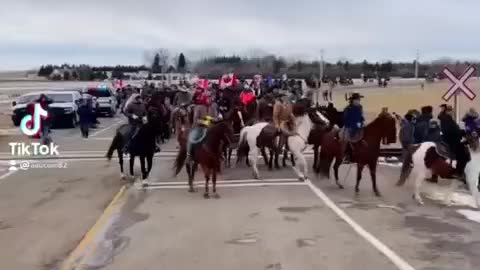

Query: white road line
left=140, top=182, right=307, bottom=190
left=90, top=119, right=124, bottom=137
left=305, top=180, right=415, bottom=270
left=0, top=170, right=16, bottom=182
left=147, top=178, right=299, bottom=186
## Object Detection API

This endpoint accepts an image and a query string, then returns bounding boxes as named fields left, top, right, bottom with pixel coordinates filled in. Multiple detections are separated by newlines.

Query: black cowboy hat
left=349, top=93, right=364, bottom=100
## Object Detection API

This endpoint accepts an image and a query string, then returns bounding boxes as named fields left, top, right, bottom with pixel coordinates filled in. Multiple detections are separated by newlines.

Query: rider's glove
left=142, top=116, right=148, bottom=124
left=132, top=115, right=139, bottom=119
left=357, top=122, right=362, bottom=128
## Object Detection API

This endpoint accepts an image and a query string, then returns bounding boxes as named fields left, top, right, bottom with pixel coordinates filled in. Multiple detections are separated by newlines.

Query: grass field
left=331, top=79, right=480, bottom=121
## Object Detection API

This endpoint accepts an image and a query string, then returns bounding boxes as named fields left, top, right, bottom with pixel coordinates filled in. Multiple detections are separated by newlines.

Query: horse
left=398, top=131, right=479, bottom=206
left=286, top=102, right=329, bottom=181
left=317, top=112, right=397, bottom=196
left=106, top=100, right=163, bottom=186
left=174, top=120, right=235, bottom=198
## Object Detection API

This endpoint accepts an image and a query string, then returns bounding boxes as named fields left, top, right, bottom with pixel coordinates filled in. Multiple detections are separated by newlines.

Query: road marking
left=305, top=180, right=415, bottom=270
left=60, top=185, right=127, bottom=270
left=147, top=178, right=299, bottom=186
left=140, top=182, right=307, bottom=190
left=90, top=119, right=124, bottom=137
left=0, top=170, right=16, bottom=182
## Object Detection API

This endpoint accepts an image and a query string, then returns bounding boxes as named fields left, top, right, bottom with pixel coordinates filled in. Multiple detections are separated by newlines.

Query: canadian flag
left=195, top=79, right=209, bottom=90
left=219, top=73, right=237, bottom=89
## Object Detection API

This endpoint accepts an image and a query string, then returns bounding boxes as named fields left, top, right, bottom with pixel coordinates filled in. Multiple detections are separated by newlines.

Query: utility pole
left=415, top=49, right=419, bottom=79
left=320, top=49, right=324, bottom=81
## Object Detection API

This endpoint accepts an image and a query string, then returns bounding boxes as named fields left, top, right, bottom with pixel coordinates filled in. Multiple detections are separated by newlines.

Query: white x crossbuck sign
left=442, top=65, right=476, bottom=101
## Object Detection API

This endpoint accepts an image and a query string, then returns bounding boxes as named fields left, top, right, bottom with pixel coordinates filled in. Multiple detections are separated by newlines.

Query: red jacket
left=193, top=89, right=208, bottom=105
left=240, top=91, right=254, bottom=105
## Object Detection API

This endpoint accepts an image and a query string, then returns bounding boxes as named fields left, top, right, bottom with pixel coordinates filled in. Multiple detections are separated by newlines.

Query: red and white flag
left=195, top=79, right=209, bottom=90
left=219, top=73, right=237, bottom=89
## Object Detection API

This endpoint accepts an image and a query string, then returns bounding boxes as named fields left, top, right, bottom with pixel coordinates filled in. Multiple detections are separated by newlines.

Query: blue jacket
left=78, top=105, right=93, bottom=124
left=462, top=115, right=478, bottom=132
left=343, top=104, right=364, bottom=129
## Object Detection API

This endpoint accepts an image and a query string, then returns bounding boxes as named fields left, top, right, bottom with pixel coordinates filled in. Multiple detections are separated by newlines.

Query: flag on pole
left=219, top=73, right=237, bottom=89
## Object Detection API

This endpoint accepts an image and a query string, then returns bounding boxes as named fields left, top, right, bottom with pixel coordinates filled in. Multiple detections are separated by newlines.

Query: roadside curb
left=59, top=185, right=128, bottom=270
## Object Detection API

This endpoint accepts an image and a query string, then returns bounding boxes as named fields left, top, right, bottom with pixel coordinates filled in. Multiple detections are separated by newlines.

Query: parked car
left=85, top=87, right=117, bottom=117
left=11, top=91, right=82, bottom=128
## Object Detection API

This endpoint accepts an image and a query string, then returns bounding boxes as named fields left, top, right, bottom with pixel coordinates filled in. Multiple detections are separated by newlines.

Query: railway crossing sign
left=442, top=65, right=476, bottom=101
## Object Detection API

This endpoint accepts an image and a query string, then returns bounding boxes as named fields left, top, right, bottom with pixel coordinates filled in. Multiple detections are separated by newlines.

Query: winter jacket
left=174, top=91, right=192, bottom=106
left=124, top=101, right=146, bottom=125
left=77, top=105, right=92, bottom=124
left=399, top=119, right=415, bottom=146
left=240, top=91, right=255, bottom=105
left=438, top=111, right=462, bottom=146
left=425, top=127, right=442, bottom=143
left=273, top=100, right=294, bottom=128
left=193, top=90, right=208, bottom=105
left=343, top=104, right=364, bottom=130
left=462, top=114, right=478, bottom=132
left=414, top=113, right=432, bottom=143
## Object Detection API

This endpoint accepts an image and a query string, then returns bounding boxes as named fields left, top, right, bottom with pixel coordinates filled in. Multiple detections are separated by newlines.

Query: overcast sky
left=1, top=0, right=478, bottom=70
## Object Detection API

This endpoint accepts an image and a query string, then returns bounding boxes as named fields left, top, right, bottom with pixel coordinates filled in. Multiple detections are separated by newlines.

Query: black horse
left=106, top=99, right=164, bottom=185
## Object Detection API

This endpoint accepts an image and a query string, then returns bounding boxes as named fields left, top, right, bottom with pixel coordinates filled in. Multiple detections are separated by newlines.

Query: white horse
left=288, top=111, right=329, bottom=181
left=404, top=141, right=480, bottom=207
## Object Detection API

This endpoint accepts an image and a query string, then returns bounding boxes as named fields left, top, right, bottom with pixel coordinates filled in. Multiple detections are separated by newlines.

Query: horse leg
left=140, top=156, right=148, bottom=187
left=129, top=155, right=135, bottom=181
left=261, top=147, right=271, bottom=170
left=249, top=147, right=260, bottom=179
left=412, top=167, right=426, bottom=205
left=186, top=162, right=195, bottom=192
left=146, top=154, right=153, bottom=176
left=118, top=149, right=125, bottom=180
left=228, top=148, right=233, bottom=168
left=290, top=148, right=306, bottom=181
left=204, top=169, right=210, bottom=199
left=212, top=171, right=220, bottom=199
left=313, top=145, right=319, bottom=171
left=290, top=153, right=295, bottom=167
left=333, top=157, right=344, bottom=189
left=368, top=162, right=380, bottom=197
left=355, top=163, right=365, bottom=194
left=269, top=148, right=275, bottom=170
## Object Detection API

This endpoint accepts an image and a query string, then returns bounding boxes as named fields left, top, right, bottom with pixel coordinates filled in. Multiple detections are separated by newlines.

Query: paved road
left=0, top=111, right=479, bottom=270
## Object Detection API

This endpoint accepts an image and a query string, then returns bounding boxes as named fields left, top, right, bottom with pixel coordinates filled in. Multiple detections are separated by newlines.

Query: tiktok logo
left=20, top=103, right=49, bottom=136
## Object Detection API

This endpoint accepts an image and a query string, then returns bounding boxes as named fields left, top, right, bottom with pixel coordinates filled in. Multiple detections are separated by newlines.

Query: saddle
left=339, top=127, right=364, bottom=144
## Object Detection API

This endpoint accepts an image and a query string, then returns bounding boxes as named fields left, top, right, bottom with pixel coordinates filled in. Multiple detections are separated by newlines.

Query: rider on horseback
left=341, top=92, right=365, bottom=161
left=123, top=94, right=147, bottom=152
left=186, top=115, right=214, bottom=164
left=273, top=92, right=296, bottom=136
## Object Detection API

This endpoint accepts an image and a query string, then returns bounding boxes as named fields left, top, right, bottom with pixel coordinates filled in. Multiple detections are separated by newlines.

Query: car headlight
left=64, top=108, right=74, bottom=113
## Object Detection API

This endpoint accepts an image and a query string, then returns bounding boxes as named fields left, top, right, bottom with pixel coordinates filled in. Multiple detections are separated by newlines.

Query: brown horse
left=317, top=112, right=397, bottom=196
left=174, top=121, right=235, bottom=198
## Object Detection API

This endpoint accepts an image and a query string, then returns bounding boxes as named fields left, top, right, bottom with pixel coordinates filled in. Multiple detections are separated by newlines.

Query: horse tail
left=174, top=144, right=187, bottom=176
left=106, top=132, right=121, bottom=160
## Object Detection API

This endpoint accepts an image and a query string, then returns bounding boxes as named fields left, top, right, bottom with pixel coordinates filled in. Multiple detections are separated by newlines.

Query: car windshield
left=17, top=94, right=40, bottom=104
left=50, top=94, right=73, bottom=103
left=87, top=89, right=111, bottom=97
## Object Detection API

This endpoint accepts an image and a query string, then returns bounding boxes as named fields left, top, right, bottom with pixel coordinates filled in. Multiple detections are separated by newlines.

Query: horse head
left=465, top=130, right=480, bottom=152
left=208, top=120, right=235, bottom=148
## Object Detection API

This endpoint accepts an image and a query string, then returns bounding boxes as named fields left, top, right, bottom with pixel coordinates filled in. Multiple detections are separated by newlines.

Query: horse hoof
left=374, top=191, right=382, bottom=197
left=141, top=180, right=149, bottom=188
left=298, top=177, right=305, bottom=182
left=204, top=193, right=210, bottom=199
left=355, top=189, right=360, bottom=193
left=213, top=193, right=220, bottom=199
left=188, top=188, right=195, bottom=193
left=338, top=184, right=344, bottom=189
left=120, top=173, right=126, bottom=180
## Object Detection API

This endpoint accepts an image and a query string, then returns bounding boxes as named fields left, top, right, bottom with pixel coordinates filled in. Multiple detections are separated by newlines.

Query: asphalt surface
left=0, top=90, right=479, bottom=269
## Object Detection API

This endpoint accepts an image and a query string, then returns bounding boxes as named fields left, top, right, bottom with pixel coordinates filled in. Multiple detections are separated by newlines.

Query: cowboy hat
left=349, top=92, right=364, bottom=100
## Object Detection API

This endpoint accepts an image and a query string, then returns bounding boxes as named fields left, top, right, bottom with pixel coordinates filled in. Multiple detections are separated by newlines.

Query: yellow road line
left=60, top=185, right=127, bottom=270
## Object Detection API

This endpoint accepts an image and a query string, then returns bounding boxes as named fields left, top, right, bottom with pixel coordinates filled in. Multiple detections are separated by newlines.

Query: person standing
left=397, top=112, right=416, bottom=185
left=414, top=106, right=433, bottom=144
left=78, top=99, right=92, bottom=138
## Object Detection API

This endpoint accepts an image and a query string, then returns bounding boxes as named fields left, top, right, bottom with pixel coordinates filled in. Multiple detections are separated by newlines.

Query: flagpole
left=320, top=49, right=324, bottom=81
left=415, top=49, right=419, bottom=80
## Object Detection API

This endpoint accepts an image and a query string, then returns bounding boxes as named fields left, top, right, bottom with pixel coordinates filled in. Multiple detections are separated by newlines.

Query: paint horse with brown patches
left=398, top=135, right=479, bottom=206
left=317, top=112, right=397, bottom=196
